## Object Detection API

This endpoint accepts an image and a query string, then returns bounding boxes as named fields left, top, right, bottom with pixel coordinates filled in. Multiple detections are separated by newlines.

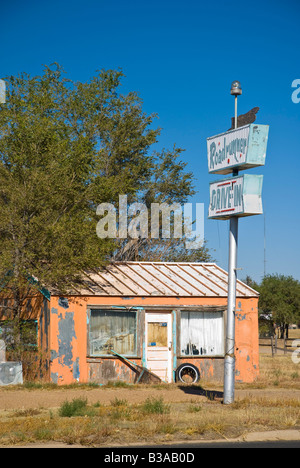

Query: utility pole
left=223, top=80, right=242, bottom=405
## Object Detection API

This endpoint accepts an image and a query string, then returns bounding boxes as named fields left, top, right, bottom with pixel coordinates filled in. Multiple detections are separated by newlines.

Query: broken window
left=89, top=309, right=137, bottom=356
left=181, top=310, right=224, bottom=356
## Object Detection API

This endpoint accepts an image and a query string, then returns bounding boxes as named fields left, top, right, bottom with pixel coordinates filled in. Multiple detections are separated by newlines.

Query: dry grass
left=237, top=353, right=300, bottom=390
left=0, top=353, right=299, bottom=446
left=1, top=393, right=299, bottom=447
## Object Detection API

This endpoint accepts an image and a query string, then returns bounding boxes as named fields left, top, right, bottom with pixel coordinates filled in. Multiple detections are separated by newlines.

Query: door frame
left=145, top=311, right=173, bottom=383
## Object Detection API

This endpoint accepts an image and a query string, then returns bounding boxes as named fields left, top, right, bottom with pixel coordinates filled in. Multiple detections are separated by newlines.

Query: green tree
left=243, top=275, right=259, bottom=291
left=0, top=64, right=210, bottom=354
left=257, top=274, right=300, bottom=338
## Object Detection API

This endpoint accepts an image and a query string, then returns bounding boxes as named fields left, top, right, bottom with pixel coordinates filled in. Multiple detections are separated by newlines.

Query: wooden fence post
left=271, top=336, right=274, bottom=357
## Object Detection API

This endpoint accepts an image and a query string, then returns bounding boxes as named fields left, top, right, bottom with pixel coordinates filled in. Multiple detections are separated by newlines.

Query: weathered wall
left=48, top=294, right=259, bottom=386
left=235, top=297, right=259, bottom=383
left=177, top=357, right=224, bottom=382
left=88, top=357, right=143, bottom=384
left=49, top=297, right=89, bottom=385
left=0, top=293, right=51, bottom=381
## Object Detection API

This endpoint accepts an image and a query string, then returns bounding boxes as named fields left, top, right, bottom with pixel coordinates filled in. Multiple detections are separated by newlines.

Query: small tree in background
left=258, top=274, right=300, bottom=338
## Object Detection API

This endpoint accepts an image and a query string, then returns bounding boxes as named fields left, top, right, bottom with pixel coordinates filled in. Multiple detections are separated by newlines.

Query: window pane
left=148, top=322, right=168, bottom=347
left=181, top=311, right=224, bottom=356
left=90, top=310, right=136, bottom=356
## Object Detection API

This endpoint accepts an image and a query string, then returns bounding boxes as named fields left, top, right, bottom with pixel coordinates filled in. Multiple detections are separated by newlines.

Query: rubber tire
left=175, top=363, right=200, bottom=384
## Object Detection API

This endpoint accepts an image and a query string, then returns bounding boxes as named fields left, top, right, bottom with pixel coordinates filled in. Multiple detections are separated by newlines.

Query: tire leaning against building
left=175, top=363, right=200, bottom=384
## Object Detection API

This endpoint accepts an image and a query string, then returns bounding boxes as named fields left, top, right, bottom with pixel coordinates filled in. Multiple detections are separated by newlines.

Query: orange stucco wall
left=49, top=297, right=89, bottom=385
left=48, top=295, right=259, bottom=385
left=235, top=297, right=259, bottom=383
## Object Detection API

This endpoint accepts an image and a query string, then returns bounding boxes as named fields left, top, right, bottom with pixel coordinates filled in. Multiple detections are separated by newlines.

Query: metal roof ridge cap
left=112, top=261, right=217, bottom=265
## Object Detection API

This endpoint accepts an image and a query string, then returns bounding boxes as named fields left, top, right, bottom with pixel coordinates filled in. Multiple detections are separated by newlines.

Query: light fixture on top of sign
left=230, top=80, right=242, bottom=96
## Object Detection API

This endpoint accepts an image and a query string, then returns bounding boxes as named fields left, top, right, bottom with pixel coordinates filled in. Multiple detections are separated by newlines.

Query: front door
left=145, top=312, right=172, bottom=383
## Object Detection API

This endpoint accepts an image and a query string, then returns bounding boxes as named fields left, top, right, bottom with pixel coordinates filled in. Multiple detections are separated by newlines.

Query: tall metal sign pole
left=206, top=81, right=269, bottom=405
left=223, top=81, right=241, bottom=405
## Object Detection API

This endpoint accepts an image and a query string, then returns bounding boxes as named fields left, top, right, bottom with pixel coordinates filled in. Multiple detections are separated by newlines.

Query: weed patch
left=58, top=398, right=94, bottom=418
left=142, top=397, right=170, bottom=415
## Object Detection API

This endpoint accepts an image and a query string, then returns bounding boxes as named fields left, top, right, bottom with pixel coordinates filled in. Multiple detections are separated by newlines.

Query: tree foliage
left=0, top=64, right=211, bottom=352
left=257, top=274, right=300, bottom=336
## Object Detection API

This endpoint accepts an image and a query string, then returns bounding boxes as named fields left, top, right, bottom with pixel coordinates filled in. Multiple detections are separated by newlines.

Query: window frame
left=87, top=307, right=138, bottom=358
left=180, top=309, right=225, bottom=358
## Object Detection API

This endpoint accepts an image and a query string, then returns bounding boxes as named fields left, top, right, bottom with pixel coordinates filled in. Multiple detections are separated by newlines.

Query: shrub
left=58, top=398, right=88, bottom=417
left=142, top=397, right=170, bottom=415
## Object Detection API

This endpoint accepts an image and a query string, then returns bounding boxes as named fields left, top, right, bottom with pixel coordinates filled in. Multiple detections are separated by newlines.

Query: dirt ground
left=1, top=385, right=300, bottom=411
left=1, top=384, right=300, bottom=448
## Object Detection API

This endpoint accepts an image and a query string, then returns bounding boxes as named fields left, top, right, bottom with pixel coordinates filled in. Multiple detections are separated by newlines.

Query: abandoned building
left=0, top=261, right=259, bottom=385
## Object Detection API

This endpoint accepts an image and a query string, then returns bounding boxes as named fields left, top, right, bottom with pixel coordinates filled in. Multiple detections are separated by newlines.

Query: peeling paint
left=58, top=297, right=69, bottom=309
left=73, top=358, right=80, bottom=381
left=236, top=313, right=247, bottom=321
left=51, top=350, right=58, bottom=360
left=51, top=372, right=58, bottom=384
left=58, top=312, right=76, bottom=368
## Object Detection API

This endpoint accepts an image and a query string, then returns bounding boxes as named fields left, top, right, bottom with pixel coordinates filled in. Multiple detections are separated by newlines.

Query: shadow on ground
left=178, top=385, right=223, bottom=401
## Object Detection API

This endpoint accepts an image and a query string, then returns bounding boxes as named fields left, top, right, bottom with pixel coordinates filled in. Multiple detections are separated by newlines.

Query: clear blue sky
left=1, top=0, right=300, bottom=283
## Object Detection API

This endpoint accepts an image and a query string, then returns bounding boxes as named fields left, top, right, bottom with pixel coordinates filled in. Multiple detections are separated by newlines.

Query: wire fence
left=259, top=336, right=299, bottom=356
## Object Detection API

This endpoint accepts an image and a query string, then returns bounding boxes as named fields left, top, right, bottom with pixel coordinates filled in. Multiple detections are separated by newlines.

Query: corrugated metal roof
left=73, top=262, right=258, bottom=297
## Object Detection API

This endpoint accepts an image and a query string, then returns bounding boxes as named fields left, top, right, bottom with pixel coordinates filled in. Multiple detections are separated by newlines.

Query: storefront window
left=89, top=309, right=137, bottom=356
left=181, top=310, right=224, bottom=356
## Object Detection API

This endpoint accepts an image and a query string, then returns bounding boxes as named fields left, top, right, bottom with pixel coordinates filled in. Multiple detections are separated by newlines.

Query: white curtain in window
left=181, top=311, right=224, bottom=356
